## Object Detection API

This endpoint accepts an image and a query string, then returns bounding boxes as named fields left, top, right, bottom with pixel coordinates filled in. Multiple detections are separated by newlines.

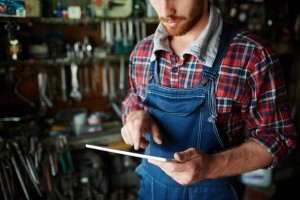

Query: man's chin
left=163, top=25, right=187, bottom=37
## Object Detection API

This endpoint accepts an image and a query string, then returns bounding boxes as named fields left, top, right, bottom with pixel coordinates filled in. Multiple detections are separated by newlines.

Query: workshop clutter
left=0, top=0, right=153, bottom=119
left=41, top=0, right=156, bottom=19
left=0, top=0, right=26, bottom=17
left=0, top=16, right=150, bottom=118
left=0, top=135, right=109, bottom=199
left=0, top=0, right=150, bottom=19
left=0, top=8, right=149, bottom=200
left=0, top=114, right=140, bottom=199
left=0, top=1, right=152, bottom=197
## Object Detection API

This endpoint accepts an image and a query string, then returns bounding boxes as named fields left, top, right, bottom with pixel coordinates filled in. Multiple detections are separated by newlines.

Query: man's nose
left=160, top=0, right=176, bottom=18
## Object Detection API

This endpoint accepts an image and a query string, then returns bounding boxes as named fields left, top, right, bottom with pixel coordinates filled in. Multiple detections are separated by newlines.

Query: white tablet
left=85, top=144, right=173, bottom=162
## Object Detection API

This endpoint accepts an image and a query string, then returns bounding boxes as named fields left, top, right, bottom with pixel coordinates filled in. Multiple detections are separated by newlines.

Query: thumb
left=174, top=148, right=199, bottom=162
left=150, top=123, right=162, bottom=145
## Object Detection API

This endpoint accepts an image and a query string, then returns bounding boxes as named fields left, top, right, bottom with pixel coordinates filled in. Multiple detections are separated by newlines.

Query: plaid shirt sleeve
left=243, top=41, right=296, bottom=168
left=216, top=30, right=297, bottom=168
left=121, top=37, right=153, bottom=123
left=121, top=59, right=144, bottom=123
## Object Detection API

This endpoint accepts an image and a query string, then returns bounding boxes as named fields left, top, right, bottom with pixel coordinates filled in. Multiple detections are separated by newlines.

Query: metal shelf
left=0, top=54, right=129, bottom=73
left=0, top=16, right=159, bottom=25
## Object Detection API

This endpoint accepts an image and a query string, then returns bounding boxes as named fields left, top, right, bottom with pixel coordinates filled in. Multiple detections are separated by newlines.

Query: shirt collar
left=150, top=3, right=223, bottom=68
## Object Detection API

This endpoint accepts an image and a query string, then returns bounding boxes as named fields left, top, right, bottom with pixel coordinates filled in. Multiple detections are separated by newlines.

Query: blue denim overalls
left=136, top=25, right=243, bottom=200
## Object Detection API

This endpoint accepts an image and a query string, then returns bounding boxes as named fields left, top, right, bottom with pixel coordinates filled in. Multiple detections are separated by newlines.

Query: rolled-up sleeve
left=244, top=46, right=297, bottom=168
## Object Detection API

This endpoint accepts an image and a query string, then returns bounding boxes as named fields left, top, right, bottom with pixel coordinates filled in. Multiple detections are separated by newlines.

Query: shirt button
left=172, top=67, right=178, bottom=73
left=202, top=77, right=209, bottom=83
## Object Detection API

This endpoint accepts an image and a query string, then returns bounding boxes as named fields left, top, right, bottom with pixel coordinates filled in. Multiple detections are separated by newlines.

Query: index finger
left=131, top=120, right=144, bottom=150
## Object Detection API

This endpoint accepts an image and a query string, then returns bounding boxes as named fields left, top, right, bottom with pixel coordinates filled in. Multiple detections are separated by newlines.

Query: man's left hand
left=148, top=148, right=213, bottom=185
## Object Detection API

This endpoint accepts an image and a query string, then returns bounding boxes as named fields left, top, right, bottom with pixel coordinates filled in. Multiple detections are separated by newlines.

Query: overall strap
left=202, top=23, right=238, bottom=122
left=201, top=23, right=238, bottom=82
left=148, top=51, right=161, bottom=84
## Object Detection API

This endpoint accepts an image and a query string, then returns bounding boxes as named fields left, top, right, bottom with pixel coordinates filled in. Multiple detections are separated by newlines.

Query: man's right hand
left=121, top=110, right=162, bottom=150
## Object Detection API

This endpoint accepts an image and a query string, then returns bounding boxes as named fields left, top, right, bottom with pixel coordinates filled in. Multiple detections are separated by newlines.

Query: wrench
left=141, top=22, right=147, bottom=39
left=25, top=154, right=40, bottom=185
left=1, top=160, right=13, bottom=199
left=102, top=61, right=109, bottom=97
left=134, top=19, right=141, bottom=42
left=70, top=62, right=82, bottom=101
left=6, top=142, right=30, bottom=200
left=128, top=19, right=134, bottom=45
left=84, top=65, right=91, bottom=95
left=12, top=141, right=42, bottom=197
left=100, top=20, right=106, bottom=41
left=4, top=158, right=15, bottom=199
left=38, top=71, right=53, bottom=116
left=121, top=20, right=128, bottom=47
left=67, top=42, right=83, bottom=101
left=105, top=20, right=113, bottom=46
left=13, top=73, right=36, bottom=108
left=109, top=63, right=122, bottom=118
left=0, top=166, right=8, bottom=200
left=61, top=66, right=68, bottom=102
left=92, top=63, right=100, bottom=92
left=119, top=56, right=125, bottom=91
left=83, top=37, right=93, bottom=95
left=109, top=63, right=117, bottom=101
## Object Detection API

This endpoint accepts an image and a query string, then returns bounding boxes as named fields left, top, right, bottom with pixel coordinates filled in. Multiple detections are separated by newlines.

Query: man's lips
left=160, top=16, right=185, bottom=28
left=163, top=20, right=179, bottom=27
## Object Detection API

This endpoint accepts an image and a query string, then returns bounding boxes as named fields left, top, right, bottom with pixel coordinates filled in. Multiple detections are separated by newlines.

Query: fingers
left=150, top=122, right=162, bottom=145
left=131, top=119, right=143, bottom=150
left=121, top=121, right=143, bottom=150
left=121, top=111, right=159, bottom=150
left=174, top=148, right=200, bottom=162
left=149, top=149, right=204, bottom=185
left=148, top=159, right=186, bottom=178
left=121, top=126, right=133, bottom=146
left=148, top=160, right=186, bottom=184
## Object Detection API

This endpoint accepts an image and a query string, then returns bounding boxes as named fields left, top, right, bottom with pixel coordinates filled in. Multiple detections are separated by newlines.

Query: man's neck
left=169, top=7, right=210, bottom=59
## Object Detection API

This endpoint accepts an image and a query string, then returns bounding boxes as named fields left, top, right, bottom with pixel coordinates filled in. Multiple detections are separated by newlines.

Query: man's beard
left=159, top=13, right=201, bottom=36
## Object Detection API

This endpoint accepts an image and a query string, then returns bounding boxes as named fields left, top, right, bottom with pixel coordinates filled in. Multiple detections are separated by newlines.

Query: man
left=121, top=0, right=297, bottom=199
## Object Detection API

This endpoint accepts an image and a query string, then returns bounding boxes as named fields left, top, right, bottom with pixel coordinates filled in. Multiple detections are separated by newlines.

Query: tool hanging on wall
left=67, top=42, right=83, bottom=102
left=70, top=61, right=82, bottom=101
left=60, top=66, right=68, bottom=102
left=100, top=20, right=106, bottom=41
left=4, top=20, right=21, bottom=61
left=82, top=37, right=93, bottom=96
left=141, top=21, right=147, bottom=39
left=127, top=19, right=134, bottom=46
left=102, top=60, right=109, bottom=97
left=38, top=71, right=53, bottom=116
left=134, top=19, right=141, bottom=42
left=13, top=73, right=36, bottom=108
left=109, top=63, right=117, bottom=101
left=119, top=56, right=125, bottom=92
left=92, top=62, right=100, bottom=92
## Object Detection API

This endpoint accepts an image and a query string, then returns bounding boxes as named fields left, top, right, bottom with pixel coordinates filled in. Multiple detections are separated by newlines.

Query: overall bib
left=136, top=25, right=242, bottom=200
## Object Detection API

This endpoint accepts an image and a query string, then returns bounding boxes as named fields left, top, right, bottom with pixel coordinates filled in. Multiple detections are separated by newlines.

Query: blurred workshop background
left=0, top=0, right=299, bottom=199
